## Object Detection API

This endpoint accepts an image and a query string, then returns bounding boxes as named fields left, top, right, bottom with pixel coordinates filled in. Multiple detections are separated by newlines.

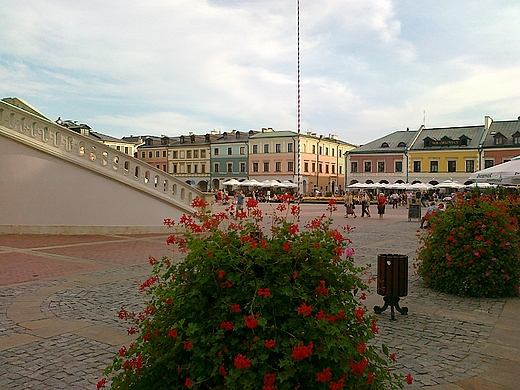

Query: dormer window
left=180, top=135, right=185, bottom=144
left=493, top=132, right=506, bottom=145
left=190, top=134, right=195, bottom=143
left=458, top=135, right=470, bottom=146
left=236, top=131, right=241, bottom=139
left=381, top=142, right=389, bottom=148
left=397, top=141, right=406, bottom=147
left=423, top=137, right=432, bottom=147
left=513, top=131, right=520, bottom=144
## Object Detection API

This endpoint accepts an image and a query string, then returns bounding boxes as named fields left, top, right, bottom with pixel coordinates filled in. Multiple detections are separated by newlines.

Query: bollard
left=373, top=254, right=409, bottom=320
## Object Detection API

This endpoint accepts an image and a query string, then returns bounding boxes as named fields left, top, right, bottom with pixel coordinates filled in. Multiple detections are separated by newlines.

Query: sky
left=1, top=0, right=520, bottom=145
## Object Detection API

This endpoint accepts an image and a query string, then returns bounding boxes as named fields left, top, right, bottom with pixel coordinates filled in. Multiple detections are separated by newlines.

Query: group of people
left=343, top=191, right=406, bottom=219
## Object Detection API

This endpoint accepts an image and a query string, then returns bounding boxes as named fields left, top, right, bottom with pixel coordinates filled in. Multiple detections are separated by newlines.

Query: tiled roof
left=481, top=119, right=520, bottom=148
left=349, top=130, right=418, bottom=154
left=409, top=125, right=484, bottom=150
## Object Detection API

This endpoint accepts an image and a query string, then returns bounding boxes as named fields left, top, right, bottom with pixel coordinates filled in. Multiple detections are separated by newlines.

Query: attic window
left=190, top=134, right=195, bottom=143
left=381, top=142, right=389, bottom=148
left=513, top=131, right=520, bottom=144
left=180, top=136, right=185, bottom=144
left=397, top=142, right=406, bottom=147
left=424, top=138, right=432, bottom=147
left=494, top=137, right=504, bottom=145
left=236, top=131, right=241, bottom=139
left=459, top=138, right=467, bottom=146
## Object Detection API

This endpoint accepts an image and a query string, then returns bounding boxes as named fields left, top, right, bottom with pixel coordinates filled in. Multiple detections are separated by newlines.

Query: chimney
left=484, top=116, right=493, bottom=130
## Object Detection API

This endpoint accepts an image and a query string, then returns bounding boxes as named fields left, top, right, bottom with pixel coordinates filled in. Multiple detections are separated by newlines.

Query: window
left=162, top=164, right=167, bottom=172
left=494, top=136, right=504, bottom=145
left=227, top=163, right=233, bottom=173
left=275, top=162, right=282, bottom=172
left=117, top=146, right=121, bottom=150
left=514, top=134, right=520, bottom=144
left=288, top=143, right=293, bottom=153
left=201, top=164, right=206, bottom=173
left=214, top=163, right=219, bottom=173
left=448, top=160, right=456, bottom=172
left=187, top=165, right=191, bottom=174
left=240, top=162, right=246, bottom=173
left=311, top=162, right=316, bottom=172
left=227, top=147, right=232, bottom=155
left=397, top=142, right=406, bottom=147
left=163, top=151, right=167, bottom=157
left=201, top=150, right=206, bottom=158
left=377, top=161, right=385, bottom=173
left=240, top=146, right=245, bottom=155
left=325, top=147, right=329, bottom=156
left=275, top=144, right=281, bottom=153
left=413, top=161, right=421, bottom=173
left=252, top=145, right=258, bottom=154
left=187, top=150, right=192, bottom=158
left=156, top=151, right=160, bottom=158
left=172, top=164, right=177, bottom=173
left=214, top=148, right=219, bottom=156
left=331, top=165, right=335, bottom=174
left=156, top=165, right=160, bottom=169
left=252, top=162, right=259, bottom=172
left=325, top=164, right=329, bottom=174
left=364, top=161, right=372, bottom=173
left=148, top=151, right=152, bottom=158
left=430, top=160, right=439, bottom=173
left=264, top=144, right=269, bottom=153
left=319, top=163, right=323, bottom=173
left=395, top=161, right=402, bottom=172
left=180, top=151, right=185, bottom=159
left=484, top=159, right=494, bottom=168
left=194, top=165, right=198, bottom=173
left=288, top=161, right=294, bottom=171
left=141, top=152, right=145, bottom=158
left=351, top=161, right=358, bottom=173
left=381, top=142, right=389, bottom=148
left=193, top=150, right=199, bottom=158
left=465, top=160, right=475, bottom=173
left=312, top=145, right=316, bottom=154
left=339, top=166, right=342, bottom=174
left=319, top=146, right=322, bottom=155
left=263, top=162, right=270, bottom=172
left=124, top=147, right=129, bottom=154
left=304, top=162, right=309, bottom=172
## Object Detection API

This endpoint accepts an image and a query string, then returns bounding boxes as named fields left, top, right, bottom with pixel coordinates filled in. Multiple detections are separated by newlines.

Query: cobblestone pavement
left=0, top=203, right=519, bottom=389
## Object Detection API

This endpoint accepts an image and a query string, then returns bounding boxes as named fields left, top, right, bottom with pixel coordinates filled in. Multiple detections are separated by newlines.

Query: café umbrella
left=468, top=156, right=520, bottom=185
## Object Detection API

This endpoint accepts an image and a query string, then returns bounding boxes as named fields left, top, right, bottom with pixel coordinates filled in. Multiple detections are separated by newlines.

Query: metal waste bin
left=374, top=254, right=409, bottom=320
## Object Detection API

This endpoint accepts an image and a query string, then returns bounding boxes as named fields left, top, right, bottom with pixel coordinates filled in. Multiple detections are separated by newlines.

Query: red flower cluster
left=220, top=321, right=233, bottom=331
left=355, top=307, right=365, bottom=323
left=329, top=377, right=345, bottom=390
left=356, top=342, right=367, bottom=354
left=96, top=378, right=106, bottom=389
left=230, top=303, right=240, bottom=313
left=183, top=341, right=193, bottom=350
left=258, top=287, right=271, bottom=297
left=218, top=270, right=225, bottom=279
left=315, top=280, right=329, bottom=296
left=292, top=341, right=313, bottom=360
left=233, top=354, right=251, bottom=369
left=244, top=314, right=259, bottom=329
left=168, top=328, right=178, bottom=338
left=316, top=367, right=332, bottom=382
left=263, top=373, right=277, bottom=390
left=264, top=339, right=277, bottom=348
left=139, top=276, right=158, bottom=291
left=191, top=197, right=209, bottom=209
left=218, top=363, right=227, bottom=376
left=350, top=357, right=368, bottom=375
left=297, top=302, right=312, bottom=316
left=406, top=373, right=413, bottom=384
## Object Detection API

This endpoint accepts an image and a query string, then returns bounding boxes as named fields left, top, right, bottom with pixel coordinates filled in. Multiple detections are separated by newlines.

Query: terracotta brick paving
left=38, top=239, right=174, bottom=266
left=0, top=234, right=126, bottom=249
left=0, top=252, right=102, bottom=286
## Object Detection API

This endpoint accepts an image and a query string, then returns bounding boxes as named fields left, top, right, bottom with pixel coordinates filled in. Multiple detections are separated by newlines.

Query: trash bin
left=374, top=254, right=409, bottom=320
left=376, top=254, right=408, bottom=297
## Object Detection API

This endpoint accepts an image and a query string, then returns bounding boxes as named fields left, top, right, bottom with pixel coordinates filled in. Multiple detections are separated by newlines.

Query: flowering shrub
left=417, top=194, right=520, bottom=297
left=101, top=195, right=406, bottom=389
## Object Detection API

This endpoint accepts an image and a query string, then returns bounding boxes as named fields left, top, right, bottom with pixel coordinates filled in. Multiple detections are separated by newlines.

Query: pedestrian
left=377, top=192, right=387, bottom=219
left=344, top=191, right=357, bottom=218
left=235, top=190, right=244, bottom=214
left=391, top=192, right=400, bottom=208
left=361, top=191, right=371, bottom=217
left=420, top=201, right=438, bottom=228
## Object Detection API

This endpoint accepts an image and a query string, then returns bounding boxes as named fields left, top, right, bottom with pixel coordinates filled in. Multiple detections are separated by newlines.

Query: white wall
left=0, top=136, right=188, bottom=234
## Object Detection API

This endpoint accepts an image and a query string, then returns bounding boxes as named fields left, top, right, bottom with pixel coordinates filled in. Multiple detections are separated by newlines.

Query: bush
left=100, top=196, right=407, bottom=389
left=416, top=194, right=520, bottom=297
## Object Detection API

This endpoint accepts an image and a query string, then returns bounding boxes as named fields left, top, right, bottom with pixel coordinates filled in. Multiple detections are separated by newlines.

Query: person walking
left=361, top=191, right=371, bottom=217
left=377, top=192, right=387, bottom=219
left=344, top=191, right=357, bottom=218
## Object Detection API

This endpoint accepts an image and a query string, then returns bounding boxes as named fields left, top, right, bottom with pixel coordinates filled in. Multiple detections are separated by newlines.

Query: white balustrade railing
left=0, top=99, right=201, bottom=213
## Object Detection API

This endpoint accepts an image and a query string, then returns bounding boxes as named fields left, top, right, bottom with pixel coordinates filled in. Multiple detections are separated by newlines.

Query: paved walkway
left=0, top=203, right=518, bottom=389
